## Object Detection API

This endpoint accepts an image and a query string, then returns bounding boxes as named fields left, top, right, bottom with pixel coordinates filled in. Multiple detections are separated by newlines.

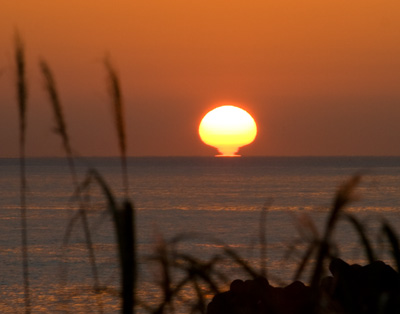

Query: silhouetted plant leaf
left=310, top=175, right=361, bottom=289
left=15, top=31, right=31, bottom=314
left=382, top=222, right=400, bottom=272
left=345, top=213, right=376, bottom=263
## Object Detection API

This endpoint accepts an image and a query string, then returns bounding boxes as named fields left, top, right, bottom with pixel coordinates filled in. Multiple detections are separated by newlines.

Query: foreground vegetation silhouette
left=11, top=35, right=400, bottom=314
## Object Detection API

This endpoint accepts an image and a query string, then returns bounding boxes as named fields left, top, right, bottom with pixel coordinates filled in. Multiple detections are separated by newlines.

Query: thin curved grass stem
left=104, top=58, right=129, bottom=198
left=15, top=33, right=31, bottom=313
left=39, top=60, right=103, bottom=311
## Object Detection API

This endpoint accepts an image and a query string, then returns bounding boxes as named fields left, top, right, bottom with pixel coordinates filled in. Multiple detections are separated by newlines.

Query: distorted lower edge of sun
left=199, top=104, right=257, bottom=157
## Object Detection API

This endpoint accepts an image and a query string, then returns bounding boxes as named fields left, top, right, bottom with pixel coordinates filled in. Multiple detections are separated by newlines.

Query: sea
left=0, top=156, right=400, bottom=313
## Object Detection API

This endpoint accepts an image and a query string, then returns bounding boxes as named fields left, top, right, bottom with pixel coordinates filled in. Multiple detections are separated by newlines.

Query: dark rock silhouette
left=207, top=259, right=400, bottom=314
left=207, top=277, right=312, bottom=314
left=322, top=258, right=400, bottom=314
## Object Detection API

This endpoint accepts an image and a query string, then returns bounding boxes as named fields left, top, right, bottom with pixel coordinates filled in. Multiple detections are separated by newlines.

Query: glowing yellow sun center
left=199, top=105, right=257, bottom=157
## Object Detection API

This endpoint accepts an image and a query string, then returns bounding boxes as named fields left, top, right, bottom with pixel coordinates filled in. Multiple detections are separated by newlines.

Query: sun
left=199, top=104, right=257, bottom=157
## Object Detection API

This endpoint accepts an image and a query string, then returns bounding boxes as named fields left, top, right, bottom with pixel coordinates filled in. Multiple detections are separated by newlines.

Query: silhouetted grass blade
left=39, top=61, right=102, bottom=310
left=346, top=213, right=376, bottom=263
left=104, top=58, right=129, bottom=197
left=311, top=175, right=361, bottom=289
left=15, top=32, right=31, bottom=314
left=382, top=222, right=400, bottom=272
left=82, top=170, right=136, bottom=313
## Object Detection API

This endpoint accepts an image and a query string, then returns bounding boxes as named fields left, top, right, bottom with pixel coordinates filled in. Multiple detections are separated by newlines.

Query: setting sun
left=199, top=105, right=257, bottom=157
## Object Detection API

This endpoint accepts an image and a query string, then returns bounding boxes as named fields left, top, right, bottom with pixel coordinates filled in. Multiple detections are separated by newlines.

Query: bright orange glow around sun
left=199, top=105, right=257, bottom=157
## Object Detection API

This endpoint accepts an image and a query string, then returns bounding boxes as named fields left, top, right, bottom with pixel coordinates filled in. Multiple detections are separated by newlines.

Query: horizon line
left=1, top=155, right=400, bottom=159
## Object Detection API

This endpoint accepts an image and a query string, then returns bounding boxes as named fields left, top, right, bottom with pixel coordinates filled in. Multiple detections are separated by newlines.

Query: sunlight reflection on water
left=0, top=157, right=399, bottom=312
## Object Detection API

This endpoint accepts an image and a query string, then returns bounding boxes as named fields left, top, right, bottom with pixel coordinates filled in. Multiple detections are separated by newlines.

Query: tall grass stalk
left=104, top=59, right=136, bottom=313
left=39, top=60, right=102, bottom=308
left=149, top=235, right=224, bottom=313
left=345, top=213, right=376, bottom=263
left=310, top=175, right=360, bottom=290
left=80, top=170, right=136, bottom=314
left=15, top=33, right=31, bottom=314
left=382, top=222, right=400, bottom=272
left=291, top=213, right=320, bottom=281
left=259, top=202, right=270, bottom=278
left=104, top=58, right=129, bottom=198
left=39, top=61, right=74, bottom=178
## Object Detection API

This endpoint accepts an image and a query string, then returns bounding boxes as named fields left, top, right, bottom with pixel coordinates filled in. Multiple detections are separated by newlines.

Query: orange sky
left=1, top=0, right=400, bottom=157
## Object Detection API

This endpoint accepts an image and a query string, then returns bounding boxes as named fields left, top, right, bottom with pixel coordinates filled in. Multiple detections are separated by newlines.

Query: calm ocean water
left=0, top=156, right=400, bottom=312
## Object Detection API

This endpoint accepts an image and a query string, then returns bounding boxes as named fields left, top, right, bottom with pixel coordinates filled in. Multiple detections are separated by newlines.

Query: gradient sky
left=1, top=1, right=400, bottom=157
